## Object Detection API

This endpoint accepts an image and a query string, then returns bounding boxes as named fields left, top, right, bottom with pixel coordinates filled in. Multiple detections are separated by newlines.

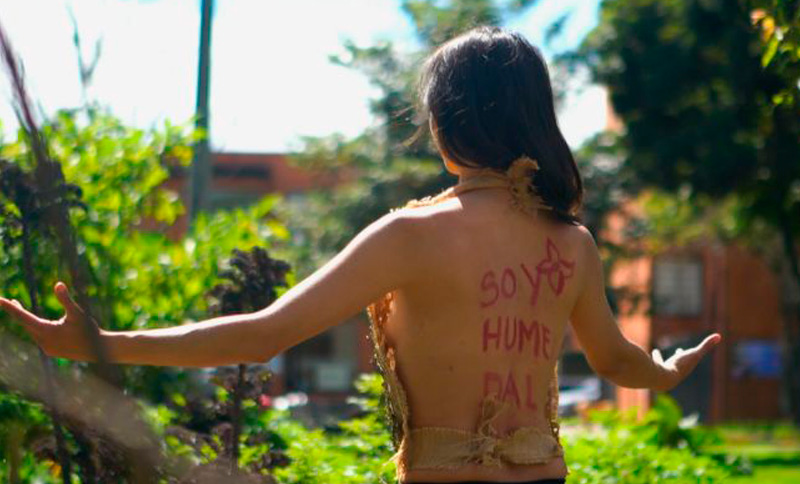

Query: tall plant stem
left=229, top=363, right=246, bottom=474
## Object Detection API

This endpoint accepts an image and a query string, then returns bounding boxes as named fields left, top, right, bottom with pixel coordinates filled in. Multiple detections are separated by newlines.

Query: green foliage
left=1, top=107, right=289, bottom=328
left=706, top=421, right=800, bottom=473
left=272, top=382, right=733, bottom=484
left=137, top=373, right=395, bottom=483
left=574, top=132, right=631, bottom=238
left=0, top=106, right=289, bottom=374
left=631, top=188, right=783, bottom=257
left=571, top=131, right=642, bottom=279
left=105, top=195, right=288, bottom=333
left=569, top=0, right=800, bottom=284
left=579, top=0, right=766, bottom=195
left=0, top=107, right=293, bottom=478
left=583, top=395, right=723, bottom=453
left=565, top=433, right=728, bottom=483
left=0, top=371, right=753, bottom=483
left=639, top=395, right=721, bottom=452
left=0, top=393, right=48, bottom=470
left=576, top=0, right=800, bottom=254
left=566, top=396, right=730, bottom=483
left=752, top=1, right=800, bottom=103
left=140, top=368, right=291, bottom=479
left=271, top=374, right=395, bottom=484
left=717, top=421, right=800, bottom=446
left=0, top=392, right=67, bottom=483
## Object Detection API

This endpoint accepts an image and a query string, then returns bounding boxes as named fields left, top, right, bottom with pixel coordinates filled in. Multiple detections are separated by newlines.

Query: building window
left=213, top=164, right=271, bottom=180
left=652, top=257, right=703, bottom=317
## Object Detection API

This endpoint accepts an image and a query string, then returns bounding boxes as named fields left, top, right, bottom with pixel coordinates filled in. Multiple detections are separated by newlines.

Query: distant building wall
left=611, top=240, right=786, bottom=422
left=722, top=245, right=784, bottom=420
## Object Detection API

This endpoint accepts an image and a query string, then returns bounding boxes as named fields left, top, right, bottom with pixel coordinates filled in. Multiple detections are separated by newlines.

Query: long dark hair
left=418, top=26, right=583, bottom=223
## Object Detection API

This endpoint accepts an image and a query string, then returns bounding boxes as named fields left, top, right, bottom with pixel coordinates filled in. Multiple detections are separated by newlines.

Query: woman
left=1, top=27, right=719, bottom=484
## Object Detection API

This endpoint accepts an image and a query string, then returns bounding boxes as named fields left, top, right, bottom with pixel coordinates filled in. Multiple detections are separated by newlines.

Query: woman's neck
left=457, top=167, right=504, bottom=184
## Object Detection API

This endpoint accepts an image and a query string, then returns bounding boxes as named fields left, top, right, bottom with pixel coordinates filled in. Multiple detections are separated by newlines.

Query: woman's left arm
left=0, top=211, right=419, bottom=367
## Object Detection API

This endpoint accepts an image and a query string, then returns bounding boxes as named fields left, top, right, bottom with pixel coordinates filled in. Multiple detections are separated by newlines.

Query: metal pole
left=189, top=0, right=214, bottom=222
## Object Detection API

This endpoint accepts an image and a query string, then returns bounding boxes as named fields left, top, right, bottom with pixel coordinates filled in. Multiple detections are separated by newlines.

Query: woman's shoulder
left=385, top=197, right=463, bottom=229
left=361, top=203, right=457, bottom=257
left=562, top=223, right=596, bottom=252
left=547, top=222, right=599, bottom=271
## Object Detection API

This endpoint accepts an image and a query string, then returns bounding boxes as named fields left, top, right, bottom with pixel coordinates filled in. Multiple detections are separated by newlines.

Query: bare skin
left=0, top=161, right=720, bottom=483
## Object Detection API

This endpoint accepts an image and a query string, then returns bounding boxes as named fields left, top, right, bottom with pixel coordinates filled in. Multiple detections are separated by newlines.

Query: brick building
left=603, top=223, right=789, bottom=421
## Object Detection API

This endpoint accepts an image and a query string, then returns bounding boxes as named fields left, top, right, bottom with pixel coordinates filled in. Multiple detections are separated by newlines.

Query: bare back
left=379, top=186, right=587, bottom=482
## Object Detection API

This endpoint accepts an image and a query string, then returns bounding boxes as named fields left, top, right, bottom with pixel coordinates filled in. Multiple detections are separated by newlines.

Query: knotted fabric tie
left=470, top=395, right=508, bottom=466
left=403, top=393, right=563, bottom=471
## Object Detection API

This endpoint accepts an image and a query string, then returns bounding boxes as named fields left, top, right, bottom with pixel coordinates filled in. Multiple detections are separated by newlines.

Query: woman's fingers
left=680, top=334, right=721, bottom=363
left=0, top=297, right=47, bottom=331
left=54, top=282, right=83, bottom=320
left=674, top=333, right=723, bottom=374
left=1, top=283, right=84, bottom=326
left=651, top=348, right=664, bottom=365
left=653, top=333, right=722, bottom=391
left=694, top=333, right=722, bottom=356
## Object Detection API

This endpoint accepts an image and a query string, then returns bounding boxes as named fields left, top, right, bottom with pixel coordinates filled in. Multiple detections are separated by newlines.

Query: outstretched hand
left=651, top=333, right=722, bottom=391
left=0, top=282, right=95, bottom=361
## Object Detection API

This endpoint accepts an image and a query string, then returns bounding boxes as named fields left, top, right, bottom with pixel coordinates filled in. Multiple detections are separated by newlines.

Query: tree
left=577, top=0, right=800, bottom=422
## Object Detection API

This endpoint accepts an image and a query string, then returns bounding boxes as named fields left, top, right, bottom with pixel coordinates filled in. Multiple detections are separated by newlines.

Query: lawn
left=726, top=465, right=800, bottom=483
left=711, top=424, right=800, bottom=483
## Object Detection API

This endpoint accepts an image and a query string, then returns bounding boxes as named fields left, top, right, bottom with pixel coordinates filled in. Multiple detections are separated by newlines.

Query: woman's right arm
left=569, top=228, right=720, bottom=392
left=0, top=210, right=422, bottom=368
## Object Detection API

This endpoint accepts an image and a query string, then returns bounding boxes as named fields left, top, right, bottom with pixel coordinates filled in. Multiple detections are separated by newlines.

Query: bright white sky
left=0, top=0, right=605, bottom=152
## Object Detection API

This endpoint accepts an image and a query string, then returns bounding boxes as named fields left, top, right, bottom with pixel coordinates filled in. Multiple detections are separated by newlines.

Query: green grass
left=710, top=423, right=800, bottom=483
left=715, top=423, right=800, bottom=446
left=708, top=444, right=800, bottom=466
left=725, top=465, right=800, bottom=483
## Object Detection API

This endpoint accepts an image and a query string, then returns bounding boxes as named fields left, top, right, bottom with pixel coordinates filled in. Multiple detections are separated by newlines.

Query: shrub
left=565, top=429, right=729, bottom=483
left=564, top=396, right=731, bottom=483
left=271, top=374, right=395, bottom=484
left=264, top=379, right=732, bottom=484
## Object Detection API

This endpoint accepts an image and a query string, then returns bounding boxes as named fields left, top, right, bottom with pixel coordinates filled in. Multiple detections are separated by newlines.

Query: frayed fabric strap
left=451, top=156, right=550, bottom=216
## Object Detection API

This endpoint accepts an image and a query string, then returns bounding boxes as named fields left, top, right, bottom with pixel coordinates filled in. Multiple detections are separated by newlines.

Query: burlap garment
left=366, top=161, right=564, bottom=480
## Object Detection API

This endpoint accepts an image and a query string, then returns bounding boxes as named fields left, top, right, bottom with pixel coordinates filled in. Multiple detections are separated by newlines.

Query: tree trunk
left=189, top=0, right=214, bottom=221
left=779, top=217, right=800, bottom=426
